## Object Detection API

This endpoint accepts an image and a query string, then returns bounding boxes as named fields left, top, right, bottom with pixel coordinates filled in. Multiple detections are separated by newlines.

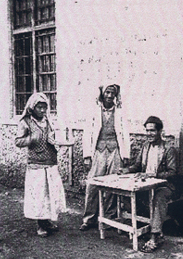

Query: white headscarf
left=20, top=92, right=50, bottom=121
left=96, top=84, right=122, bottom=108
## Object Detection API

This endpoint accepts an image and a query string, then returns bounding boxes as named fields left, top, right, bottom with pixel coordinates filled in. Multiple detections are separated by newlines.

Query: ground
left=1, top=185, right=183, bottom=259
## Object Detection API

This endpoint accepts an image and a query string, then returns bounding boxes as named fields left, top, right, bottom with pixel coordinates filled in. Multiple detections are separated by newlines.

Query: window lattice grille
left=35, top=0, right=55, bottom=25
left=14, top=0, right=33, bottom=29
left=14, top=0, right=55, bottom=29
left=15, top=33, right=33, bottom=115
left=36, top=28, right=56, bottom=112
left=13, top=0, right=56, bottom=115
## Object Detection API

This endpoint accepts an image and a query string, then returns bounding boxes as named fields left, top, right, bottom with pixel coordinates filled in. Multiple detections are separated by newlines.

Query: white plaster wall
left=0, top=0, right=12, bottom=123
left=56, top=0, right=183, bottom=135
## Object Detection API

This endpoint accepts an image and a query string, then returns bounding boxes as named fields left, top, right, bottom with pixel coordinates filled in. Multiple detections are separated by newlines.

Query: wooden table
left=88, top=174, right=167, bottom=251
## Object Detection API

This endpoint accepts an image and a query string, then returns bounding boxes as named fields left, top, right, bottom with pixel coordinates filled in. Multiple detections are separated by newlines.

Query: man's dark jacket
left=129, top=139, right=177, bottom=191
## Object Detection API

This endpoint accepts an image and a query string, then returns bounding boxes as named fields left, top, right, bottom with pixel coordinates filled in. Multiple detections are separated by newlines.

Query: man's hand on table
left=118, top=168, right=130, bottom=175
left=134, top=172, right=155, bottom=181
left=118, top=168, right=156, bottom=182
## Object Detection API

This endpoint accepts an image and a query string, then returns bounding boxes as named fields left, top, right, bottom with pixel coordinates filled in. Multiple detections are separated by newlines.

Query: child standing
left=15, top=92, right=66, bottom=237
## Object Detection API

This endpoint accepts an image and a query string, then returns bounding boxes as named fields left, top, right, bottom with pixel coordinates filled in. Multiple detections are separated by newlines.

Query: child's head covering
left=20, top=92, right=50, bottom=120
left=97, top=84, right=122, bottom=108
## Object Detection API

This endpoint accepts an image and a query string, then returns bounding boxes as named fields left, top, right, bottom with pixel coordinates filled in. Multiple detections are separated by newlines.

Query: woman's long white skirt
left=24, top=164, right=66, bottom=221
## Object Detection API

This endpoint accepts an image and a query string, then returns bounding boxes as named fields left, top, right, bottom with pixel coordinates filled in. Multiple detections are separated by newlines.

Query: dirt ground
left=1, top=184, right=183, bottom=259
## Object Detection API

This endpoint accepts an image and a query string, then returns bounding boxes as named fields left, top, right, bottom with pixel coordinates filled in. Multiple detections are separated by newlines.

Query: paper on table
left=91, top=174, right=136, bottom=186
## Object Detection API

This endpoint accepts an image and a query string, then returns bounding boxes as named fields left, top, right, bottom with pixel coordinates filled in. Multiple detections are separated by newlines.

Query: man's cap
left=144, top=116, right=163, bottom=130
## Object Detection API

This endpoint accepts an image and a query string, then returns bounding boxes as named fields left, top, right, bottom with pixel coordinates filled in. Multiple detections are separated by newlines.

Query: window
left=13, top=0, right=56, bottom=115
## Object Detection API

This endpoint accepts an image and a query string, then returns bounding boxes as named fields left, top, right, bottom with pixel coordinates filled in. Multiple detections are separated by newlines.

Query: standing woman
left=15, top=92, right=66, bottom=237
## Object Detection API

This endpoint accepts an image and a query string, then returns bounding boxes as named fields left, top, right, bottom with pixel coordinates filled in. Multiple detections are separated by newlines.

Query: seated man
left=122, top=116, right=177, bottom=253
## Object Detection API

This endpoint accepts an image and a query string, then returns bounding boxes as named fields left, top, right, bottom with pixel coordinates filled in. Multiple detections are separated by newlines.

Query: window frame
left=10, top=0, right=57, bottom=118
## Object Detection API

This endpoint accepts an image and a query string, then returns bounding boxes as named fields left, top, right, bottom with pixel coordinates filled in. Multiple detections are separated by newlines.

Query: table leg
left=131, top=191, right=138, bottom=251
left=117, top=195, right=122, bottom=234
left=68, top=146, right=73, bottom=186
left=149, top=188, right=154, bottom=225
left=99, top=190, right=105, bottom=239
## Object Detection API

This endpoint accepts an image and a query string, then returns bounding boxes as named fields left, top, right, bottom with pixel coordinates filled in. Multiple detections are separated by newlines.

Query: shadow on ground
left=1, top=184, right=183, bottom=259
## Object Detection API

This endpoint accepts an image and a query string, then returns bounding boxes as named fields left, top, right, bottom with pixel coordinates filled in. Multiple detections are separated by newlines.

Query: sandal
left=79, top=223, right=90, bottom=231
left=46, top=222, right=59, bottom=232
left=37, top=227, right=48, bottom=237
left=140, top=239, right=158, bottom=253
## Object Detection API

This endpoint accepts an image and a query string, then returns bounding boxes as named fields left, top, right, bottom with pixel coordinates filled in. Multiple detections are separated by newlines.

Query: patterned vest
left=24, top=117, right=57, bottom=165
left=96, top=108, right=118, bottom=152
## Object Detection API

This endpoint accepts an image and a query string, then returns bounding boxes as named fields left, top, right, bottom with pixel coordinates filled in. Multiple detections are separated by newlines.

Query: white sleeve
left=82, top=116, right=94, bottom=158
